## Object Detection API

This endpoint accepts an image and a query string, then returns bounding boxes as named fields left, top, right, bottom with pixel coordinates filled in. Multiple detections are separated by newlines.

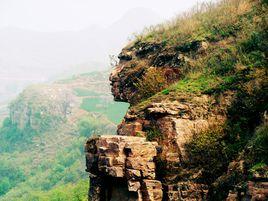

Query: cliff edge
left=86, top=0, right=268, bottom=200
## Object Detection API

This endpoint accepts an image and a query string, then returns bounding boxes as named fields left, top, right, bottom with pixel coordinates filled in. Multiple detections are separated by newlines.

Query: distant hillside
left=0, top=71, right=128, bottom=200
left=0, top=7, right=161, bottom=104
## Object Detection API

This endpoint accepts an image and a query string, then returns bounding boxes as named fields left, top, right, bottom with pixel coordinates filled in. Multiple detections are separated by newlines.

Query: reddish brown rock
left=85, top=135, right=162, bottom=201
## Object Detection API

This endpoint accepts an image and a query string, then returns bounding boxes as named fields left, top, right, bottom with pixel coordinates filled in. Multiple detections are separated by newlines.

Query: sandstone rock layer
left=85, top=135, right=163, bottom=201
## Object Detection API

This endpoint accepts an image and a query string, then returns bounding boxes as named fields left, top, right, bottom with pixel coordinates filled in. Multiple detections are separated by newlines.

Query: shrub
left=134, top=68, right=169, bottom=100
left=185, top=127, right=228, bottom=184
left=0, top=160, right=26, bottom=196
left=146, top=127, right=162, bottom=141
left=78, top=117, right=100, bottom=137
left=206, top=48, right=237, bottom=76
left=161, top=89, right=170, bottom=95
left=248, top=124, right=268, bottom=164
left=77, top=115, right=111, bottom=137
left=249, top=162, right=268, bottom=177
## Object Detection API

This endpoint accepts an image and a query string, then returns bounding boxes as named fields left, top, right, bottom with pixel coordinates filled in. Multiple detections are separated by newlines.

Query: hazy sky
left=0, top=0, right=213, bottom=32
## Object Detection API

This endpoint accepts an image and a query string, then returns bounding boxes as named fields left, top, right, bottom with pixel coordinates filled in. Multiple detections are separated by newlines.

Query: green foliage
left=135, top=0, right=268, bottom=105
left=136, top=0, right=251, bottom=46
left=172, top=73, right=218, bottom=93
left=185, top=127, right=228, bottom=183
left=0, top=112, right=90, bottom=199
left=224, top=79, right=268, bottom=158
left=0, top=160, right=26, bottom=196
left=78, top=117, right=99, bottom=137
left=80, top=98, right=128, bottom=124
left=80, top=117, right=99, bottom=137
left=77, top=114, right=117, bottom=138
left=206, top=48, right=237, bottom=76
left=248, top=124, right=268, bottom=164
left=134, top=68, right=169, bottom=100
left=239, top=31, right=268, bottom=67
left=0, top=136, right=88, bottom=200
left=250, top=162, right=267, bottom=174
left=0, top=178, right=10, bottom=196
left=39, top=115, right=64, bottom=133
left=146, top=127, right=162, bottom=141
left=74, top=88, right=102, bottom=97
left=240, top=31, right=268, bottom=53
left=0, top=71, right=128, bottom=200
left=4, top=180, right=88, bottom=201
left=0, top=117, right=37, bottom=152
left=161, top=89, right=170, bottom=95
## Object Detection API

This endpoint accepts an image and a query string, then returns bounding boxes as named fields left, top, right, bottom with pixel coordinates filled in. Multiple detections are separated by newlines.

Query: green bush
left=0, top=118, right=37, bottom=152
left=134, top=68, right=169, bottom=101
left=0, top=160, right=26, bottom=196
left=78, top=116, right=103, bottom=137
left=206, top=48, right=237, bottom=76
left=185, top=127, right=228, bottom=184
left=146, top=127, right=162, bottom=141
left=248, top=124, right=268, bottom=164
left=161, top=89, right=170, bottom=95
left=249, top=162, right=267, bottom=175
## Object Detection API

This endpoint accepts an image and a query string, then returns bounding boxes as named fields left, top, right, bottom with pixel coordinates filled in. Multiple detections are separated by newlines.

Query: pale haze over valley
left=0, top=0, right=212, bottom=104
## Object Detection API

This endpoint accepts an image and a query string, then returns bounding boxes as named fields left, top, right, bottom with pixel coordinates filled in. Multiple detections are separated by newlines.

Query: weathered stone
left=113, top=156, right=125, bottom=166
left=226, top=181, right=268, bottom=201
left=124, top=142, right=157, bottom=158
left=128, top=180, right=141, bottom=192
left=106, top=166, right=124, bottom=177
left=141, top=180, right=163, bottom=201
left=142, top=170, right=156, bottom=180
left=146, top=101, right=189, bottom=116
left=85, top=135, right=162, bottom=201
left=126, top=169, right=141, bottom=179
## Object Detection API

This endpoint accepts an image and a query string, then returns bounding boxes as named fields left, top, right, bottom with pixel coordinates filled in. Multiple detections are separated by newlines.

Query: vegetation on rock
left=109, top=0, right=268, bottom=199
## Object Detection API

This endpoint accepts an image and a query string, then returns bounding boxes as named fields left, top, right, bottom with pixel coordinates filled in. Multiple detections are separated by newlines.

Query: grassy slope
left=133, top=0, right=267, bottom=106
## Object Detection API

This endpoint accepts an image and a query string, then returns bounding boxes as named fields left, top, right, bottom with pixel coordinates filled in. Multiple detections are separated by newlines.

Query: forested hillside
left=0, top=71, right=128, bottom=200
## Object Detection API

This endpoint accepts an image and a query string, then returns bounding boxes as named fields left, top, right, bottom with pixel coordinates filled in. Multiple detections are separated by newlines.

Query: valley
left=0, top=71, right=129, bottom=201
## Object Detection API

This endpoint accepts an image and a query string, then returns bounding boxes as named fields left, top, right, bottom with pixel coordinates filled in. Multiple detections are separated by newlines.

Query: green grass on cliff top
left=133, top=0, right=267, bottom=111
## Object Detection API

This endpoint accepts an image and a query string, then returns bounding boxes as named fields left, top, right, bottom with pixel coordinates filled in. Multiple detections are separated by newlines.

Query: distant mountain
left=105, top=7, right=161, bottom=53
left=0, top=7, right=161, bottom=103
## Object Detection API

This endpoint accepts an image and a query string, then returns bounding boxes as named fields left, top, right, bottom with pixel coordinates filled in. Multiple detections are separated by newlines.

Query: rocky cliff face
left=86, top=0, right=268, bottom=200
left=85, top=135, right=162, bottom=200
left=106, top=46, right=230, bottom=201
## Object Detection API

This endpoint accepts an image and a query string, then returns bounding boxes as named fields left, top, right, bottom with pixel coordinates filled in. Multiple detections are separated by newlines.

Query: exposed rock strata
left=85, top=135, right=163, bottom=201
left=87, top=19, right=267, bottom=199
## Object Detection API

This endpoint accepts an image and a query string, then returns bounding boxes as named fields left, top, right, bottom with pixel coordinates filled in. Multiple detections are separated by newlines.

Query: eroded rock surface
left=86, top=5, right=268, bottom=198
left=85, top=135, right=163, bottom=201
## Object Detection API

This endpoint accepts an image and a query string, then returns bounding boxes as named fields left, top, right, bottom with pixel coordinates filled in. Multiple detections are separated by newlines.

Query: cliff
left=85, top=0, right=268, bottom=200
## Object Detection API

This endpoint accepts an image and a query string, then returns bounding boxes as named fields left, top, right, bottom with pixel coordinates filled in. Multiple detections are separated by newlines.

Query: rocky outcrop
left=226, top=181, right=268, bottom=201
left=109, top=42, right=183, bottom=104
left=86, top=42, right=268, bottom=199
left=85, top=135, right=162, bottom=201
left=86, top=1, right=268, bottom=199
